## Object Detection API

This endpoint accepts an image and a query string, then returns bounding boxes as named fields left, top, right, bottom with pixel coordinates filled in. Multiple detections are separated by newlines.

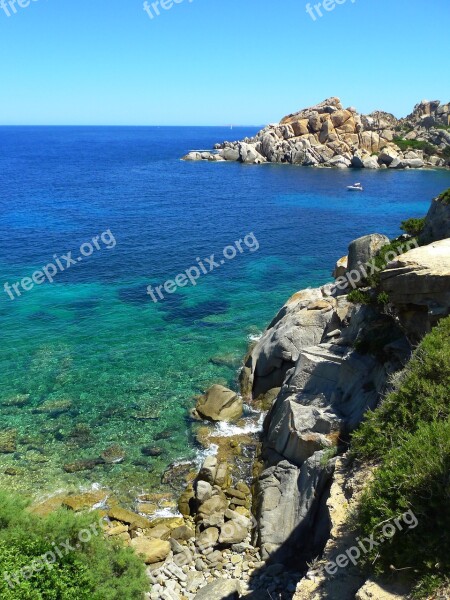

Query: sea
left=1, top=126, right=449, bottom=505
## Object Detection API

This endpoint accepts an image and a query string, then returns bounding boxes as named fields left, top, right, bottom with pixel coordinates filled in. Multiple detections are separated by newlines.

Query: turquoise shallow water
left=1, top=126, right=449, bottom=503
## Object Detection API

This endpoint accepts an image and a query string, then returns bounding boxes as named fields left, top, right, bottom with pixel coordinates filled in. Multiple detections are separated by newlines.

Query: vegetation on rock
left=438, top=187, right=450, bottom=204
left=400, top=217, right=426, bottom=237
left=353, top=315, right=450, bottom=597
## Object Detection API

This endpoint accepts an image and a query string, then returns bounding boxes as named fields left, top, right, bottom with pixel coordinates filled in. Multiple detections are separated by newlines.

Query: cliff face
left=183, top=97, right=450, bottom=169
left=241, top=196, right=450, bottom=598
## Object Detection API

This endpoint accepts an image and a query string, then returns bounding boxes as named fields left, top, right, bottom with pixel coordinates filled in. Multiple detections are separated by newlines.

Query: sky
left=0, top=0, right=449, bottom=125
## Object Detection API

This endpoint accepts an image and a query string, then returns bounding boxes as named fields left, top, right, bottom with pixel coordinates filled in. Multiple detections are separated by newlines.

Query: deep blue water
left=0, top=126, right=449, bottom=502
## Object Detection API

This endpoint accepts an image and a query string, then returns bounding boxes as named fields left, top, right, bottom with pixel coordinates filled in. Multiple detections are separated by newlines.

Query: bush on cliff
left=0, top=493, right=148, bottom=599
left=439, top=187, right=450, bottom=204
left=400, top=217, right=425, bottom=237
left=352, top=315, right=450, bottom=461
left=357, top=420, right=450, bottom=592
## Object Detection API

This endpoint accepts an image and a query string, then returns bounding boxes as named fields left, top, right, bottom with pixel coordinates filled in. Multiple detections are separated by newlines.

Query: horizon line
left=0, top=124, right=264, bottom=128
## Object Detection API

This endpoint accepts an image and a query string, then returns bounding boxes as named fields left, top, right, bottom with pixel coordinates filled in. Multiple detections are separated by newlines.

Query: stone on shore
left=193, top=579, right=242, bottom=599
left=130, top=537, right=170, bottom=564
left=195, top=385, right=243, bottom=422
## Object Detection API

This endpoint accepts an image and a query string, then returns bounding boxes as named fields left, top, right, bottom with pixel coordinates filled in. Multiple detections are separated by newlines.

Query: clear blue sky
left=0, top=0, right=449, bottom=125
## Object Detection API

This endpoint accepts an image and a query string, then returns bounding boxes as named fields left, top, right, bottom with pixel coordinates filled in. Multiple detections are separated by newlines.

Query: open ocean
left=1, top=126, right=449, bottom=504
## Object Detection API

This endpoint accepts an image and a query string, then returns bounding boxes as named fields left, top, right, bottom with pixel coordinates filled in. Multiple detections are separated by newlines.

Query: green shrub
left=352, top=315, right=450, bottom=461
left=0, top=494, right=148, bottom=599
left=376, top=291, right=390, bottom=305
left=439, top=188, right=450, bottom=204
left=357, top=420, right=450, bottom=590
left=393, top=137, right=436, bottom=156
left=347, top=289, right=371, bottom=304
left=400, top=217, right=426, bottom=237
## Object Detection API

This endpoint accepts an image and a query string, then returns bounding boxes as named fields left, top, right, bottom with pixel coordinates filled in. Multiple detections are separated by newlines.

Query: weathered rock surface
left=195, top=385, right=243, bottom=422
left=421, top=191, right=450, bottom=243
left=254, top=455, right=335, bottom=562
left=244, top=287, right=342, bottom=398
left=246, top=277, right=410, bottom=570
left=347, top=233, right=390, bottom=274
left=293, top=457, right=374, bottom=600
left=380, top=238, right=450, bottom=341
left=130, top=537, right=171, bottom=564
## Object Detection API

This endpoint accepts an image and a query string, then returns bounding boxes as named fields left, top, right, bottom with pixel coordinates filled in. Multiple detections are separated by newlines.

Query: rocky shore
left=29, top=191, right=450, bottom=599
left=183, top=97, right=450, bottom=170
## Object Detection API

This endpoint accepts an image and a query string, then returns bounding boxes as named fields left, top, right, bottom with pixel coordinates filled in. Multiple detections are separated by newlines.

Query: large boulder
left=238, top=142, right=265, bottom=164
left=254, top=456, right=335, bottom=562
left=421, top=191, right=450, bottom=242
left=347, top=233, right=390, bottom=275
left=380, top=238, right=450, bottom=341
left=222, top=146, right=240, bottom=161
left=130, top=537, right=170, bottom=564
left=196, top=385, right=243, bottom=422
left=247, top=287, right=341, bottom=398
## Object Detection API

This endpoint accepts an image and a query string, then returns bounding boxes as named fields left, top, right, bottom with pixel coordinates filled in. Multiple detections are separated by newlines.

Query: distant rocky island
left=183, top=97, right=450, bottom=169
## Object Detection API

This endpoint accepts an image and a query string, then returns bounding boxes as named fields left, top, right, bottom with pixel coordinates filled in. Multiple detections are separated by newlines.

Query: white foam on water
left=248, top=333, right=262, bottom=343
left=212, top=412, right=265, bottom=438
left=148, top=507, right=182, bottom=521
left=194, top=442, right=219, bottom=468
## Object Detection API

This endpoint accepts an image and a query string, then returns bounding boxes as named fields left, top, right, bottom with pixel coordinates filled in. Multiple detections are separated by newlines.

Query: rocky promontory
left=183, top=97, right=450, bottom=169
left=28, top=192, right=450, bottom=600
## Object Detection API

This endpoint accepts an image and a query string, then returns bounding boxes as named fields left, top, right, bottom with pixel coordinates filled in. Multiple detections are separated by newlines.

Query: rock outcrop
left=240, top=205, right=450, bottom=596
left=183, top=97, right=450, bottom=169
left=421, top=190, right=450, bottom=243
left=380, top=238, right=450, bottom=342
left=347, top=233, right=390, bottom=274
left=242, top=275, right=410, bottom=572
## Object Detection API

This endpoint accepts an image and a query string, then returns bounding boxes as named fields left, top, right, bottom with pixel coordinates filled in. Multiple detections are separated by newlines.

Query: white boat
left=347, top=182, right=363, bottom=191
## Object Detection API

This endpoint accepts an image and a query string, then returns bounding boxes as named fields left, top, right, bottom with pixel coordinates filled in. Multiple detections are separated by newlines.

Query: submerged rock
left=34, top=399, right=73, bottom=416
left=63, top=458, right=103, bottom=473
left=101, top=444, right=126, bottom=464
left=141, top=446, right=163, bottom=457
left=1, top=394, right=30, bottom=407
left=0, top=429, right=17, bottom=453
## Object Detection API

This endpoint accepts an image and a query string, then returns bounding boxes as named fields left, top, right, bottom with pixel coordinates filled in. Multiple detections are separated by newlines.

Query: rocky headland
left=29, top=190, right=450, bottom=600
left=183, top=97, right=450, bottom=170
